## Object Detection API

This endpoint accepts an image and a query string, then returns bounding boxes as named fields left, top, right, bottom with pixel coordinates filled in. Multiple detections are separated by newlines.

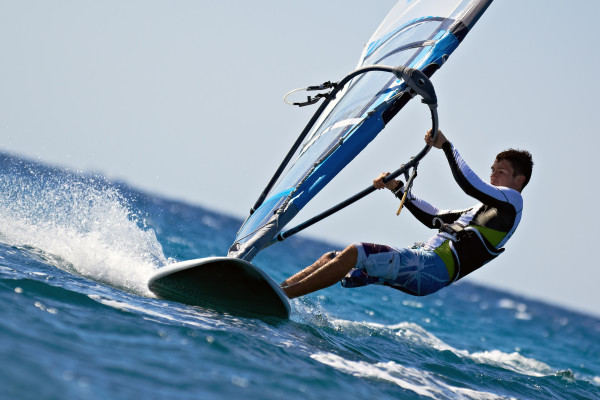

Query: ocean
left=0, top=151, right=598, bottom=400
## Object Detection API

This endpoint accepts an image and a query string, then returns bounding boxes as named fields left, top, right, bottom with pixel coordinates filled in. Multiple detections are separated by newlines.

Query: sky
left=1, top=0, right=599, bottom=317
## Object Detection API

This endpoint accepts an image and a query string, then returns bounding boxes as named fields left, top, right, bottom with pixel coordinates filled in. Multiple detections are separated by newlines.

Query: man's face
left=490, top=159, right=524, bottom=191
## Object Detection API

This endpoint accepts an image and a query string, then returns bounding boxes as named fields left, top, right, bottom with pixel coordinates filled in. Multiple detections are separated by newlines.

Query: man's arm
left=402, top=191, right=468, bottom=228
left=373, top=172, right=466, bottom=229
left=427, top=130, right=518, bottom=211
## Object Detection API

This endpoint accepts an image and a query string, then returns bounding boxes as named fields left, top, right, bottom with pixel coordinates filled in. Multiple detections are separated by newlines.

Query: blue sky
left=1, top=0, right=599, bottom=317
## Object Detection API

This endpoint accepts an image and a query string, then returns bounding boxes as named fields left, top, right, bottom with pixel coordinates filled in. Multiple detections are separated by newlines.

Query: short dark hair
left=496, top=149, right=533, bottom=189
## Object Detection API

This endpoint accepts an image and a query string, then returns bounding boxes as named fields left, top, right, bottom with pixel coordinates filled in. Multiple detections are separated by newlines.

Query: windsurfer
left=281, top=130, right=533, bottom=299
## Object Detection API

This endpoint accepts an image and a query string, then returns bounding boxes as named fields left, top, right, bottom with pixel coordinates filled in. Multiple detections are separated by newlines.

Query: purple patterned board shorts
left=341, top=242, right=450, bottom=296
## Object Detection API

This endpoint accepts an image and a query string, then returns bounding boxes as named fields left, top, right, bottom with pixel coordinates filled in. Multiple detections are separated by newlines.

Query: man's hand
left=425, top=129, right=447, bottom=149
left=373, top=172, right=402, bottom=191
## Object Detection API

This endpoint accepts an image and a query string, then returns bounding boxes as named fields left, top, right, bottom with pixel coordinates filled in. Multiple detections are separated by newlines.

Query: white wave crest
left=470, top=350, right=553, bottom=377
left=311, top=352, right=508, bottom=400
left=0, top=170, right=166, bottom=296
left=331, top=319, right=558, bottom=379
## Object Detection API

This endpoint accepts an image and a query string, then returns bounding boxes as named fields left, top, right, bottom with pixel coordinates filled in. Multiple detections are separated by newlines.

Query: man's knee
left=343, top=244, right=358, bottom=255
left=323, top=250, right=339, bottom=260
left=338, top=244, right=358, bottom=265
left=319, top=245, right=358, bottom=270
left=323, top=244, right=356, bottom=259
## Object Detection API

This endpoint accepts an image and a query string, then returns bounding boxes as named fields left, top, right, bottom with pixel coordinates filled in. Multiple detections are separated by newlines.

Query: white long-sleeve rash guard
left=399, top=141, right=523, bottom=282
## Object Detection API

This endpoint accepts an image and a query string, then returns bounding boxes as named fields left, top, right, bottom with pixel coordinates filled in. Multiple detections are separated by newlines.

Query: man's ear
left=515, top=175, right=526, bottom=191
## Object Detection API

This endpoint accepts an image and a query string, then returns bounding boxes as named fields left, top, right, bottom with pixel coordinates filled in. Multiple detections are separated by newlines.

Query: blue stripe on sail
left=293, top=112, right=386, bottom=210
left=365, top=16, right=445, bottom=59
left=235, top=188, right=293, bottom=243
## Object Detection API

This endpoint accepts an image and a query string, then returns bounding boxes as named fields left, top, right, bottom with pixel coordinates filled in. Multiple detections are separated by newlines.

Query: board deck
left=148, top=257, right=290, bottom=319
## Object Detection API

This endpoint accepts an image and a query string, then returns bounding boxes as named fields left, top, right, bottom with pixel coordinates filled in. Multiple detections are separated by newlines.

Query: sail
left=229, top=0, right=493, bottom=261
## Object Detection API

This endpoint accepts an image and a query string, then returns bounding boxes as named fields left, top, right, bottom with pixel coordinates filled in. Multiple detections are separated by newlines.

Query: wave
left=311, top=352, right=506, bottom=400
left=0, top=153, right=166, bottom=296
left=310, top=319, right=596, bottom=398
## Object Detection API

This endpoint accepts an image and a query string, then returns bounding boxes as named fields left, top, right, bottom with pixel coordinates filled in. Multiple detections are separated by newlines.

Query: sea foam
left=0, top=160, right=166, bottom=296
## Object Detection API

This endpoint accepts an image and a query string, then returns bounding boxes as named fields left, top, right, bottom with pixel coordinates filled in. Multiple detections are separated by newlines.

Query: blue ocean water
left=0, top=152, right=598, bottom=400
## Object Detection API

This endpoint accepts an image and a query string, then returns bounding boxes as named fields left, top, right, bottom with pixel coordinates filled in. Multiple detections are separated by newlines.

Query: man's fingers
left=373, top=172, right=390, bottom=189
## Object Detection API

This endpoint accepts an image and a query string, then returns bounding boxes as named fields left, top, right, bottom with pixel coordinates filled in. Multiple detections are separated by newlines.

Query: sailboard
left=148, top=0, right=493, bottom=318
left=148, top=257, right=290, bottom=319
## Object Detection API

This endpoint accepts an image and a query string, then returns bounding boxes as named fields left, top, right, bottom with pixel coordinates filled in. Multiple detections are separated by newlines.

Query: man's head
left=491, top=149, right=533, bottom=192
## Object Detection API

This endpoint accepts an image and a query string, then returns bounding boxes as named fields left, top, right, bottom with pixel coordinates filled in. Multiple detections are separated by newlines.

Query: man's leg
left=280, top=251, right=338, bottom=287
left=281, top=245, right=358, bottom=299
